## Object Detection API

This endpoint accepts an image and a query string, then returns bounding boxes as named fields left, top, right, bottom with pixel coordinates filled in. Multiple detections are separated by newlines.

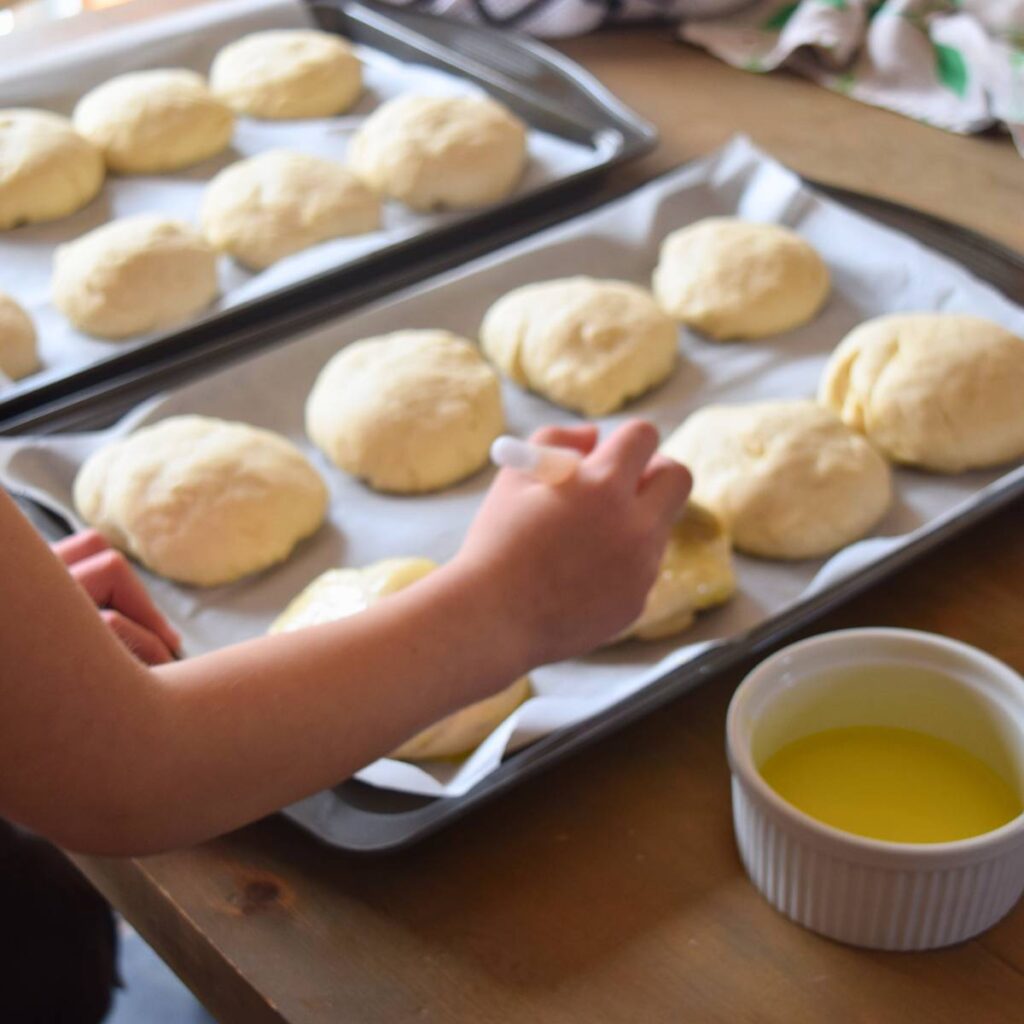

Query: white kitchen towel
left=382, top=0, right=1024, bottom=149
left=680, top=0, right=1024, bottom=147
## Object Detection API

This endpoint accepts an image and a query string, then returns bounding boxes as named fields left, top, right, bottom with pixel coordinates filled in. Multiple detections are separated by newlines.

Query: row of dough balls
left=311, top=333, right=872, bottom=561
left=298, top=238, right=1023, bottom=480
left=72, top=414, right=736, bottom=635
left=293, top=216, right=832, bottom=466
left=1, top=31, right=528, bottom=349
left=17, top=84, right=524, bottom=342
left=303, top=318, right=1024, bottom=562
left=1, top=29, right=527, bottom=220
left=2, top=86, right=524, bottom=234
left=2, top=91, right=526, bottom=343
left=0, top=90, right=525, bottom=231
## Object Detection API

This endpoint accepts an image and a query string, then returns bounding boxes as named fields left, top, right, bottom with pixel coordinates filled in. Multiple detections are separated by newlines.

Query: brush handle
left=490, top=436, right=581, bottom=484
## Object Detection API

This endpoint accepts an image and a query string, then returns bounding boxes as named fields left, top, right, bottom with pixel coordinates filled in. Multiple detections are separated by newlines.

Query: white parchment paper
left=2, top=137, right=1023, bottom=798
left=0, top=0, right=597, bottom=396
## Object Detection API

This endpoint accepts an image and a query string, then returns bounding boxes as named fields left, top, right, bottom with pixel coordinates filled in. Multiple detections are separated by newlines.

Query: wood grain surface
left=73, top=28, right=1024, bottom=1024
left=558, top=30, right=1024, bottom=254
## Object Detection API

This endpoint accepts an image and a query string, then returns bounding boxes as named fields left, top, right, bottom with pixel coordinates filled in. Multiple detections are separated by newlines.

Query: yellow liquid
left=759, top=726, right=1022, bottom=843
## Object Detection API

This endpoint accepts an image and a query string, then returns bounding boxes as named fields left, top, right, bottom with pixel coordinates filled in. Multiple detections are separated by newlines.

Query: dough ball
left=0, top=109, right=104, bottom=230
left=480, top=277, right=678, bottom=416
left=270, top=557, right=531, bottom=760
left=621, top=503, right=736, bottom=642
left=653, top=218, right=830, bottom=340
left=348, top=94, right=527, bottom=211
left=74, top=415, right=328, bottom=587
left=663, top=400, right=891, bottom=559
left=0, top=290, right=39, bottom=381
left=306, top=329, right=504, bottom=493
left=73, top=69, right=233, bottom=174
left=210, top=29, right=362, bottom=119
left=200, top=149, right=380, bottom=270
left=819, top=313, right=1024, bottom=473
left=53, top=215, right=219, bottom=339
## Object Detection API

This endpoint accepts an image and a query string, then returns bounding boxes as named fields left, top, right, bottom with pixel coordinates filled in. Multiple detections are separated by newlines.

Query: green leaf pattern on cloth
left=933, top=42, right=968, bottom=97
left=680, top=0, right=1024, bottom=156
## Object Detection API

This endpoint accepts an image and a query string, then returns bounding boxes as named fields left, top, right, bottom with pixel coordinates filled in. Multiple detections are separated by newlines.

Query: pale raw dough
left=270, top=557, right=532, bottom=761
left=306, top=329, right=504, bottom=493
left=348, top=94, right=527, bottom=211
left=0, top=109, right=104, bottom=230
left=819, top=313, right=1024, bottom=473
left=53, top=215, right=219, bottom=340
left=0, top=290, right=38, bottom=381
left=663, top=400, right=891, bottom=559
left=621, top=502, right=736, bottom=641
left=200, top=150, right=380, bottom=270
left=653, top=218, right=830, bottom=340
left=73, top=69, right=233, bottom=174
left=210, top=29, right=362, bottom=119
left=480, top=277, right=678, bottom=416
left=74, top=415, right=328, bottom=587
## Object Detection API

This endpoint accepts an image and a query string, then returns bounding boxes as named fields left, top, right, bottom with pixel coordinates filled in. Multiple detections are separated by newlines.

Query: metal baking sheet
left=0, top=0, right=655, bottom=427
left=4, top=138, right=1023, bottom=852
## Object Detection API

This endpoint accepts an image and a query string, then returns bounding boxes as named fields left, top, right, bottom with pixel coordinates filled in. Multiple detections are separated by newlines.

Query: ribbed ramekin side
left=731, top=775, right=1024, bottom=950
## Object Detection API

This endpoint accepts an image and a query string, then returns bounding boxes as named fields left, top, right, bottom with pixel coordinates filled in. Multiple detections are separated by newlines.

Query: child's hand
left=453, top=420, right=692, bottom=668
left=52, top=530, right=181, bottom=665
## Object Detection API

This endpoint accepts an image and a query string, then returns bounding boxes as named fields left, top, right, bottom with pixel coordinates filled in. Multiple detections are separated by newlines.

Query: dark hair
left=0, top=819, right=120, bottom=1023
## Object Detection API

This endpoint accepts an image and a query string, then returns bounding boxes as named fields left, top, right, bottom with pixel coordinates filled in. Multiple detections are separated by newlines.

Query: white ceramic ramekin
left=727, top=628, right=1024, bottom=950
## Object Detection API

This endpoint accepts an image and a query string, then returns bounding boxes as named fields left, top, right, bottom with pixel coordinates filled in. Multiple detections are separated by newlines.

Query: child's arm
left=0, top=421, right=689, bottom=856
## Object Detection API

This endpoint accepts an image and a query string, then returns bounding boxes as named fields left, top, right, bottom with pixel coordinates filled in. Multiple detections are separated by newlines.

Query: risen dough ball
left=653, top=218, right=829, bottom=340
left=306, top=329, right=504, bottom=493
left=819, top=313, right=1024, bottom=473
left=480, top=277, right=678, bottom=416
left=53, top=215, right=219, bottom=339
left=74, top=415, right=328, bottom=587
left=73, top=69, right=233, bottom=174
left=200, top=150, right=380, bottom=270
left=271, top=557, right=531, bottom=760
left=0, top=109, right=104, bottom=230
left=348, top=94, right=527, bottom=211
left=622, top=503, right=736, bottom=642
left=663, top=400, right=891, bottom=559
left=210, top=29, right=362, bottom=119
left=0, top=291, right=39, bottom=381
left=0, top=290, right=38, bottom=382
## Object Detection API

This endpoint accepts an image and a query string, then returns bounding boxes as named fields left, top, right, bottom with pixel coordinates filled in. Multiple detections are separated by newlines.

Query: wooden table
left=74, top=29, right=1024, bottom=1024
